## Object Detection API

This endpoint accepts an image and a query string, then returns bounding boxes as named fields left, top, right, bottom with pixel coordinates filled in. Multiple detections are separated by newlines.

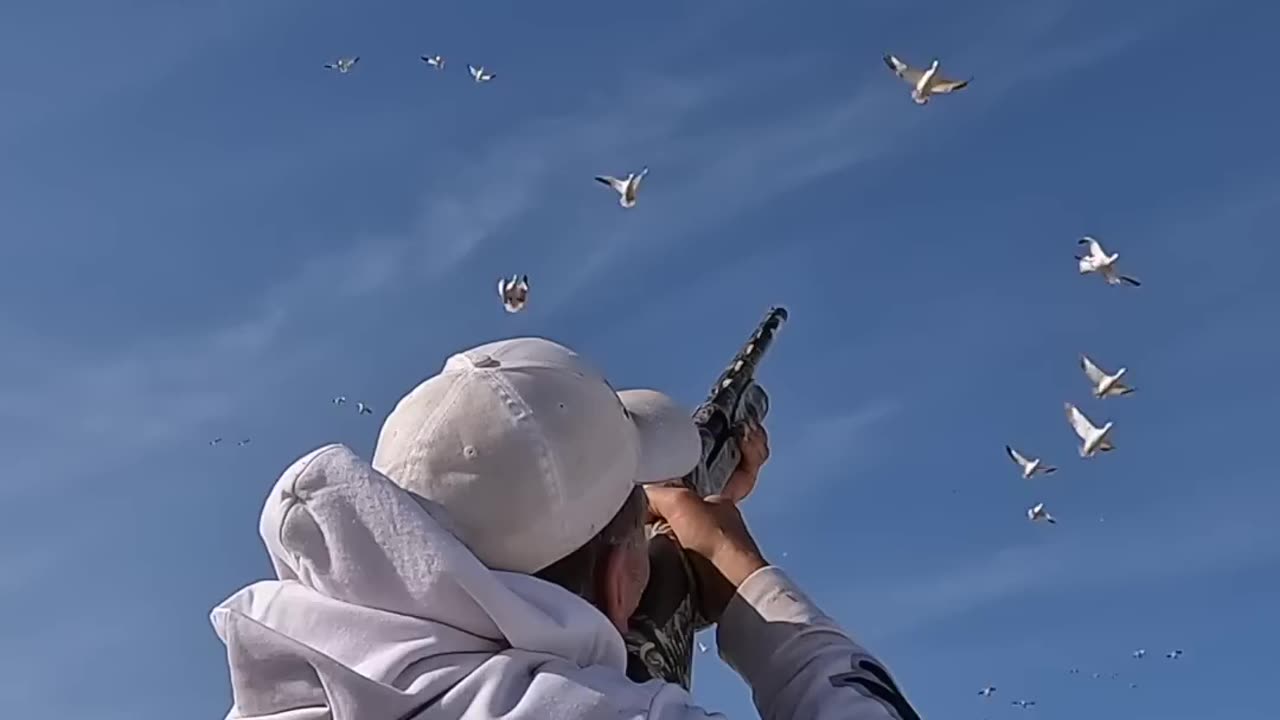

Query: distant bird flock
left=216, top=45, right=1176, bottom=704
left=979, top=646, right=1186, bottom=707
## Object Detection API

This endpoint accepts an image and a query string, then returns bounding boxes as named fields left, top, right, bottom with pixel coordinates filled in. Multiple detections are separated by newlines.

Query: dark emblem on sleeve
left=828, top=654, right=921, bottom=720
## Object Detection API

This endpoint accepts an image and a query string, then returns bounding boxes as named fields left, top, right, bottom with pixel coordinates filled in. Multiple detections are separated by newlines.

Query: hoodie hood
left=210, top=444, right=632, bottom=720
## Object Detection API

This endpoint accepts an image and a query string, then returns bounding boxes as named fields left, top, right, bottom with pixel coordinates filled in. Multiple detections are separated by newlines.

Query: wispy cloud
left=746, top=400, right=904, bottom=523
left=0, top=52, right=784, bottom=500
left=831, top=482, right=1280, bottom=641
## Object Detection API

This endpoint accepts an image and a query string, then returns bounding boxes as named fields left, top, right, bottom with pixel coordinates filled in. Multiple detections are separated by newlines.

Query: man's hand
left=644, top=486, right=768, bottom=623
left=722, top=420, right=769, bottom=503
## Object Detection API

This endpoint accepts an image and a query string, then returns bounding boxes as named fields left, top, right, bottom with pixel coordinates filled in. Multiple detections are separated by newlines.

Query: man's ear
left=598, top=545, right=631, bottom=633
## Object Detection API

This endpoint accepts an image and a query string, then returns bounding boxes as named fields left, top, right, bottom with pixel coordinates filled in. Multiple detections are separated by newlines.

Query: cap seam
left=474, top=368, right=565, bottom=525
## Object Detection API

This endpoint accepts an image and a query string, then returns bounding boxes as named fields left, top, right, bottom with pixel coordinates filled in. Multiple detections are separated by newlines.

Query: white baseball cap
left=371, top=337, right=701, bottom=574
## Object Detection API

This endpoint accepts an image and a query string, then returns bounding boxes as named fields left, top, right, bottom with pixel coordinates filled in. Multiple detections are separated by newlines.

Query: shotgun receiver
left=624, top=306, right=789, bottom=689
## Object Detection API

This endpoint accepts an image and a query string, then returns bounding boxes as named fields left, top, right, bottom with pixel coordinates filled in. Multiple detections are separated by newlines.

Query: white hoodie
left=211, top=444, right=918, bottom=720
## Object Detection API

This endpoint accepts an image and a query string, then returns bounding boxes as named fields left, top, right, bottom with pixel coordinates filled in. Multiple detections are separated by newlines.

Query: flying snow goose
left=324, top=56, right=359, bottom=73
left=1028, top=502, right=1056, bottom=524
left=498, top=274, right=530, bottom=313
left=883, top=54, right=970, bottom=104
left=421, top=54, right=445, bottom=69
left=1006, top=445, right=1057, bottom=479
left=1076, top=236, right=1140, bottom=286
left=595, top=166, right=648, bottom=208
left=1065, top=402, right=1115, bottom=457
left=1081, top=354, right=1135, bottom=398
left=468, top=64, right=495, bottom=82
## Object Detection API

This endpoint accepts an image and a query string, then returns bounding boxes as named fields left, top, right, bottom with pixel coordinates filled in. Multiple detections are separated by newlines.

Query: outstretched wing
left=1065, top=402, right=1096, bottom=440
left=1080, top=354, right=1107, bottom=385
left=595, top=175, right=625, bottom=192
left=883, top=54, right=923, bottom=84
left=1006, top=445, right=1029, bottom=468
left=929, top=75, right=970, bottom=93
left=1079, top=236, right=1106, bottom=261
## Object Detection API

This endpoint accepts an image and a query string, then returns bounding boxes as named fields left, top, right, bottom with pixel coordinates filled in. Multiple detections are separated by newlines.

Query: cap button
left=471, top=353, right=501, bottom=368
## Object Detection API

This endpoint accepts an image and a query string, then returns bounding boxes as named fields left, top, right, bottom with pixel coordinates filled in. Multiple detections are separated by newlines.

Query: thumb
left=643, top=485, right=700, bottom=522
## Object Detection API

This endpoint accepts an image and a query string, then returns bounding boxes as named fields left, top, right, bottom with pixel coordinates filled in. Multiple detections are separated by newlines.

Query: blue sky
left=1, top=0, right=1277, bottom=717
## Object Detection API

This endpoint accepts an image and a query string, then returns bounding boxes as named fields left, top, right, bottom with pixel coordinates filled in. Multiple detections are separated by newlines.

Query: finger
left=643, top=484, right=700, bottom=521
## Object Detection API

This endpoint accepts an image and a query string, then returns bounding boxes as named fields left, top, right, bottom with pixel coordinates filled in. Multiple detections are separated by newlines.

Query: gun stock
left=624, top=307, right=789, bottom=689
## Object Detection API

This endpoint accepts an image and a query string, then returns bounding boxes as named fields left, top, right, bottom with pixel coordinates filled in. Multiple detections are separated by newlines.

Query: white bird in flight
left=468, top=64, right=495, bottom=82
left=1011, top=699, right=1037, bottom=709
left=1166, top=649, right=1183, bottom=659
left=1133, top=649, right=1146, bottom=659
left=357, top=402, right=373, bottom=415
left=332, top=396, right=347, bottom=406
left=209, top=437, right=223, bottom=446
left=421, top=54, right=445, bottom=70
left=883, top=54, right=970, bottom=104
left=1081, top=354, right=1135, bottom=398
left=1076, top=236, right=1140, bottom=287
left=238, top=438, right=251, bottom=447
left=1065, top=402, right=1115, bottom=458
left=978, top=686, right=997, bottom=697
left=1006, top=445, right=1057, bottom=479
left=1027, top=502, right=1056, bottom=524
left=498, top=274, right=530, bottom=313
left=595, top=167, right=649, bottom=208
left=324, top=56, right=359, bottom=74
left=697, top=641, right=708, bottom=653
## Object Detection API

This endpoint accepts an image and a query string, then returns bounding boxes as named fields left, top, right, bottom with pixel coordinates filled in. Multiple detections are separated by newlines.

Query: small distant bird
left=1133, top=649, right=1146, bottom=659
left=1065, top=402, right=1115, bottom=458
left=595, top=166, right=649, bottom=208
left=467, top=64, right=495, bottom=82
left=238, top=438, right=251, bottom=447
left=1092, top=672, right=1102, bottom=679
left=1076, top=236, right=1140, bottom=286
left=324, top=56, right=359, bottom=74
left=498, top=274, right=530, bottom=313
left=1069, top=668, right=1080, bottom=675
left=697, top=641, right=708, bottom=653
left=1006, top=445, right=1057, bottom=479
left=978, top=686, right=997, bottom=697
left=1011, top=700, right=1036, bottom=709
left=1166, top=649, right=1183, bottom=660
left=883, top=54, right=970, bottom=104
left=421, top=54, right=445, bottom=69
left=333, top=396, right=347, bottom=406
left=209, top=437, right=223, bottom=446
left=1129, top=683, right=1139, bottom=689
left=1081, top=354, right=1135, bottom=399
left=1028, top=502, right=1056, bottom=524
left=357, top=402, right=373, bottom=415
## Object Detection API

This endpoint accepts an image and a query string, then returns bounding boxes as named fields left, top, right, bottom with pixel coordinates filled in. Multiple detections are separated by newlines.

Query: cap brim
left=617, top=389, right=701, bottom=485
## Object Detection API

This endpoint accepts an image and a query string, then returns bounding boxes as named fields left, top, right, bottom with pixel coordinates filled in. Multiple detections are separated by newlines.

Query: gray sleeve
left=714, top=567, right=920, bottom=720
